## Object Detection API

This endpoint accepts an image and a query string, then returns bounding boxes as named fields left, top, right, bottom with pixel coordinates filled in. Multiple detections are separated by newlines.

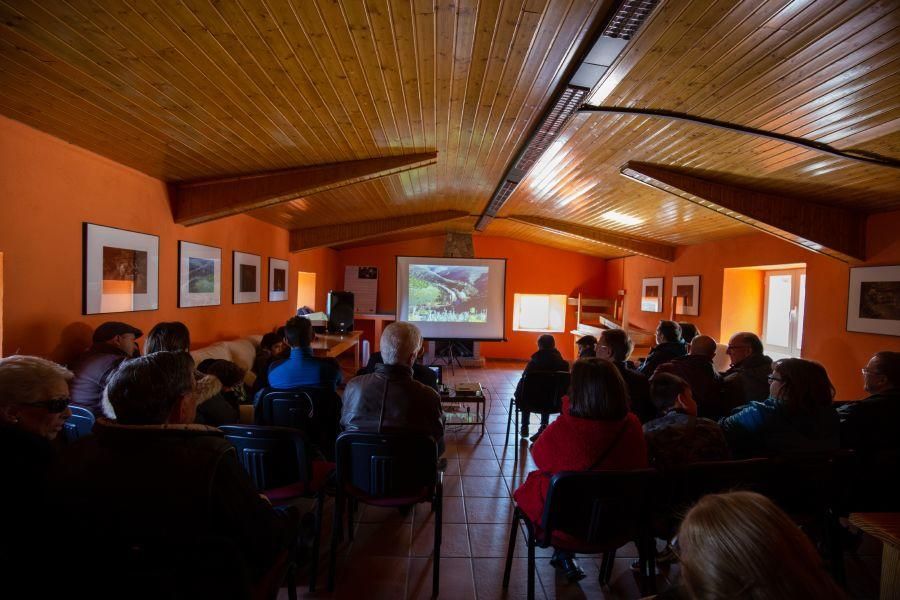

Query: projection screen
left=396, top=256, right=507, bottom=340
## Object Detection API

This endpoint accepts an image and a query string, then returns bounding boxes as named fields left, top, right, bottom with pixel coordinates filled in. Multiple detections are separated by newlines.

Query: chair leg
left=286, top=561, right=298, bottom=600
left=309, top=491, right=324, bottom=593
left=328, top=491, right=343, bottom=592
left=599, top=549, right=616, bottom=586
left=347, top=497, right=356, bottom=542
left=502, top=508, right=520, bottom=589
left=526, top=521, right=536, bottom=600
left=432, top=485, right=443, bottom=597
left=638, top=535, right=657, bottom=596
left=824, top=509, right=846, bottom=586
left=505, top=397, right=514, bottom=446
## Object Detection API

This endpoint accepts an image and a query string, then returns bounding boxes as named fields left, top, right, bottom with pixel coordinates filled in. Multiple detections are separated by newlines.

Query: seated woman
left=251, top=332, right=287, bottom=395
left=197, top=358, right=245, bottom=425
left=512, top=358, right=648, bottom=582
left=719, top=357, right=840, bottom=458
left=678, top=491, right=845, bottom=599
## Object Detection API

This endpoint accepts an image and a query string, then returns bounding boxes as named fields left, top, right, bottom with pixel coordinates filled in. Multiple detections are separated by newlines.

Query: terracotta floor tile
left=410, top=522, right=471, bottom=557
left=471, top=557, right=545, bottom=600
left=407, top=557, right=476, bottom=600
left=328, top=556, right=409, bottom=600
left=454, top=444, right=498, bottom=459
left=350, top=522, right=412, bottom=557
left=459, top=458, right=503, bottom=476
left=356, top=503, right=413, bottom=524
left=442, top=475, right=462, bottom=496
left=414, top=496, right=466, bottom=524
left=467, top=523, right=553, bottom=558
left=462, top=476, right=510, bottom=498
left=465, top=496, right=515, bottom=524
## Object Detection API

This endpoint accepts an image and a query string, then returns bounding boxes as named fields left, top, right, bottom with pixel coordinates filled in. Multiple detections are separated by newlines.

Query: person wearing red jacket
left=512, top=358, right=648, bottom=582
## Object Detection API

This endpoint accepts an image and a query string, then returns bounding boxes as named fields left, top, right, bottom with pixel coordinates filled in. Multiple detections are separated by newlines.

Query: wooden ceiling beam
left=174, top=152, right=438, bottom=225
left=507, top=215, right=676, bottom=262
left=621, top=162, right=867, bottom=263
left=290, top=210, right=470, bottom=252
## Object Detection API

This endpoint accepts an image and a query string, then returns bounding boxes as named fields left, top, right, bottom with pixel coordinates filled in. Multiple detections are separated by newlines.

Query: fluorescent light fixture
left=601, top=210, right=643, bottom=226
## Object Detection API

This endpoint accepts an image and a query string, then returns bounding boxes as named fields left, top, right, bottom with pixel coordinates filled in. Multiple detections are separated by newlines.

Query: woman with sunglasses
left=718, top=357, right=839, bottom=458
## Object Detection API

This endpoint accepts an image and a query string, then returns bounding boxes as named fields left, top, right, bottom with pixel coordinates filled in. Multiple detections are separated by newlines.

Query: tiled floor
left=280, top=360, right=884, bottom=599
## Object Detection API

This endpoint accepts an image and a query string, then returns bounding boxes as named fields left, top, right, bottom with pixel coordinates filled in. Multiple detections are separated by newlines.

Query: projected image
left=408, top=264, right=489, bottom=322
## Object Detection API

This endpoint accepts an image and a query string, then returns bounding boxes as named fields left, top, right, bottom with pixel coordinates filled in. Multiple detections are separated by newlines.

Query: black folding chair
left=328, top=432, right=443, bottom=596
left=62, top=405, right=95, bottom=444
left=503, top=469, right=659, bottom=599
left=255, top=387, right=341, bottom=460
left=220, top=424, right=333, bottom=593
left=505, top=370, right=570, bottom=445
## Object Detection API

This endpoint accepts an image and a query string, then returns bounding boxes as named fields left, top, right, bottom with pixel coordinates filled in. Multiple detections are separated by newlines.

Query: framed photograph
left=178, top=241, right=221, bottom=308
left=268, top=257, right=289, bottom=302
left=672, top=275, right=701, bottom=316
left=641, top=277, right=664, bottom=313
left=83, top=223, right=159, bottom=315
left=233, top=251, right=261, bottom=304
left=847, top=265, right=900, bottom=336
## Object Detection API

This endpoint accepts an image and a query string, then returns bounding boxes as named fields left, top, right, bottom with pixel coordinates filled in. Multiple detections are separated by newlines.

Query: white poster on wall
left=344, top=266, right=378, bottom=313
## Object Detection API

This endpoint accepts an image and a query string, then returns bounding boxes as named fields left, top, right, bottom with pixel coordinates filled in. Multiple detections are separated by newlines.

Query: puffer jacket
left=719, top=397, right=840, bottom=458
left=341, top=363, right=445, bottom=453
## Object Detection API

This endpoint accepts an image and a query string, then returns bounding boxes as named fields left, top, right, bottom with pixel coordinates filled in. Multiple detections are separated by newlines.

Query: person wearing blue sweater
left=268, top=316, right=343, bottom=392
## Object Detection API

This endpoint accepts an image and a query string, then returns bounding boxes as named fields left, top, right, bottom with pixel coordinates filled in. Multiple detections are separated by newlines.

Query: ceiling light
left=601, top=210, right=643, bottom=226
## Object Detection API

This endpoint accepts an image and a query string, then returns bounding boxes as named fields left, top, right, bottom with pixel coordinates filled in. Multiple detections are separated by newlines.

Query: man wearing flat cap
left=69, top=321, right=142, bottom=418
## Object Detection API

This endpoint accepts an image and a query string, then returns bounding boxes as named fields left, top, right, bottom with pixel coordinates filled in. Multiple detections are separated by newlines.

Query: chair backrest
left=62, top=405, right=96, bottom=443
left=254, top=388, right=316, bottom=429
left=518, top=370, right=570, bottom=414
left=220, top=424, right=312, bottom=491
left=664, top=458, right=771, bottom=516
left=540, top=469, right=657, bottom=549
left=334, top=432, right=438, bottom=501
left=768, top=452, right=843, bottom=515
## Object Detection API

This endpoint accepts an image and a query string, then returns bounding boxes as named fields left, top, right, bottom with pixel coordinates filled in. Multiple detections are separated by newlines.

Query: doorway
left=762, top=268, right=806, bottom=360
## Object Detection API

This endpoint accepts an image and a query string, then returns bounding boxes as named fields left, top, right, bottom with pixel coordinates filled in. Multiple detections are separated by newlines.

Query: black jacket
left=69, top=343, right=130, bottom=417
left=657, top=354, right=726, bottom=419
left=614, top=361, right=654, bottom=423
left=637, top=341, right=687, bottom=377
left=721, top=353, right=773, bottom=410
left=838, top=390, right=900, bottom=452
left=514, top=348, right=569, bottom=402
left=358, top=351, right=439, bottom=391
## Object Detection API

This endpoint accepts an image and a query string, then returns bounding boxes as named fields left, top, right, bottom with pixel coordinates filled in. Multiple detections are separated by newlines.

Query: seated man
left=721, top=332, right=772, bottom=410
left=341, top=322, right=445, bottom=454
left=514, top=334, right=569, bottom=440
left=839, top=351, right=900, bottom=452
left=597, top=329, right=654, bottom=423
left=655, top=335, right=726, bottom=419
left=576, top=335, right=597, bottom=358
left=357, top=347, right=438, bottom=391
left=69, top=321, right=142, bottom=418
left=52, top=352, right=297, bottom=591
left=268, top=316, right=343, bottom=392
left=643, top=373, right=730, bottom=470
left=637, top=320, right=687, bottom=377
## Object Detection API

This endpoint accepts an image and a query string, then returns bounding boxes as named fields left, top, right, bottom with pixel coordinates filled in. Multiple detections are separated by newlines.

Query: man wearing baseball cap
left=69, top=321, right=142, bottom=418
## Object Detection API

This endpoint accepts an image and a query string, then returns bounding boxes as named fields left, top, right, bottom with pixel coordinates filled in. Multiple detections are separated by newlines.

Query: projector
left=454, top=382, right=483, bottom=397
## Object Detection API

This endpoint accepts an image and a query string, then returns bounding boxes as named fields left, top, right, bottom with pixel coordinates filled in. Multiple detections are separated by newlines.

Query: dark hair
left=569, top=358, right=629, bottom=420
left=145, top=321, right=191, bottom=354
left=276, top=326, right=287, bottom=340
left=650, top=372, right=689, bottom=413
left=198, top=358, right=245, bottom=388
left=600, top=329, right=634, bottom=362
left=537, top=334, right=556, bottom=350
left=284, top=317, right=313, bottom=348
left=734, top=331, right=764, bottom=355
left=679, top=322, right=699, bottom=344
left=107, top=352, right=195, bottom=425
left=773, top=358, right=834, bottom=414
left=260, top=332, right=281, bottom=352
left=873, top=351, right=900, bottom=389
left=657, top=320, right=682, bottom=343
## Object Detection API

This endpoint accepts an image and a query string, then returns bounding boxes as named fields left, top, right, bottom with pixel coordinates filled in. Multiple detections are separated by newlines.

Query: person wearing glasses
left=718, top=358, right=839, bottom=458
left=597, top=328, right=654, bottom=423
left=720, top=331, right=773, bottom=412
left=838, top=351, right=900, bottom=452
left=0, top=355, right=74, bottom=586
left=637, top=320, right=687, bottom=378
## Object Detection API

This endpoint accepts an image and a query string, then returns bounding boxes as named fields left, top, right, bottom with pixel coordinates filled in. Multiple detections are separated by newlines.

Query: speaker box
left=327, top=291, right=355, bottom=334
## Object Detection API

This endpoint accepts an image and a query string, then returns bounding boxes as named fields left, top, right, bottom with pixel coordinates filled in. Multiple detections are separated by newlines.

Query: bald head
left=689, top=335, right=717, bottom=358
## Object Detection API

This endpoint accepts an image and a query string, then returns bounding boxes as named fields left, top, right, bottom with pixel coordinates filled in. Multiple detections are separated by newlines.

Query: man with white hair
left=341, top=322, right=445, bottom=454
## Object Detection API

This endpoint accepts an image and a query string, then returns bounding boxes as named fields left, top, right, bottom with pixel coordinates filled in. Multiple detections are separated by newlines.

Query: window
left=762, top=268, right=806, bottom=360
left=513, top=294, right=567, bottom=333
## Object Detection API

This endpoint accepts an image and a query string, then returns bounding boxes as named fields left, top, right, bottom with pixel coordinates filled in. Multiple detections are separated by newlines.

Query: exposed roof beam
left=507, top=215, right=676, bottom=262
left=621, top=162, right=867, bottom=263
left=174, top=152, right=438, bottom=225
left=290, top=210, right=470, bottom=252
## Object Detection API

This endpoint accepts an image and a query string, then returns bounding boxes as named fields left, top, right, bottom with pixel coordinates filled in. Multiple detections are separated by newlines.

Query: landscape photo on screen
left=408, top=264, right=489, bottom=323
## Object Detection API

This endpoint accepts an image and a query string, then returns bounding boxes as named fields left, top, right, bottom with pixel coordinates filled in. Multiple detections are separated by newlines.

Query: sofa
left=190, top=335, right=263, bottom=424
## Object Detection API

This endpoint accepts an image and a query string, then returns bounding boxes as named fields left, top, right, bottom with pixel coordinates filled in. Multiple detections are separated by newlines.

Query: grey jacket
left=341, top=363, right=445, bottom=453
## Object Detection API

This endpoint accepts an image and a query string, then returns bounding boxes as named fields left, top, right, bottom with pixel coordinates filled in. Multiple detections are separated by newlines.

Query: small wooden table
left=849, top=512, right=900, bottom=599
left=311, top=331, right=363, bottom=370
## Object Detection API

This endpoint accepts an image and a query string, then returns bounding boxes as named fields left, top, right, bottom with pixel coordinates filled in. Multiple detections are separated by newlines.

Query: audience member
left=51, top=352, right=297, bottom=589
left=655, top=335, right=726, bottom=418
left=643, top=373, right=729, bottom=470
left=637, top=320, right=687, bottom=377
left=513, top=358, right=648, bottom=582
left=597, top=329, right=654, bottom=423
left=513, top=334, right=569, bottom=440
left=357, top=347, right=438, bottom=391
left=678, top=491, right=845, bottom=600
left=839, top=351, right=900, bottom=452
left=143, top=321, right=232, bottom=425
left=721, top=332, right=773, bottom=409
left=678, top=322, right=700, bottom=345
left=268, top=316, right=342, bottom=391
left=576, top=335, right=597, bottom=358
left=69, top=321, right=142, bottom=417
left=719, top=358, right=839, bottom=458
left=251, top=332, right=288, bottom=393
left=196, top=358, right=245, bottom=425
left=341, top=322, right=445, bottom=454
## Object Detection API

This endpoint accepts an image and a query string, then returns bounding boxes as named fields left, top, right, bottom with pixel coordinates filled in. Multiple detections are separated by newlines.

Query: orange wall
left=336, top=235, right=608, bottom=361
left=291, top=247, right=340, bottom=313
left=606, top=216, right=900, bottom=400
left=0, top=116, right=297, bottom=364
left=720, top=269, right=765, bottom=339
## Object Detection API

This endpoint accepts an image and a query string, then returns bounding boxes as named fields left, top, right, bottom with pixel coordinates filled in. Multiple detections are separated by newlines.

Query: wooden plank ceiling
left=0, top=0, right=898, bottom=258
